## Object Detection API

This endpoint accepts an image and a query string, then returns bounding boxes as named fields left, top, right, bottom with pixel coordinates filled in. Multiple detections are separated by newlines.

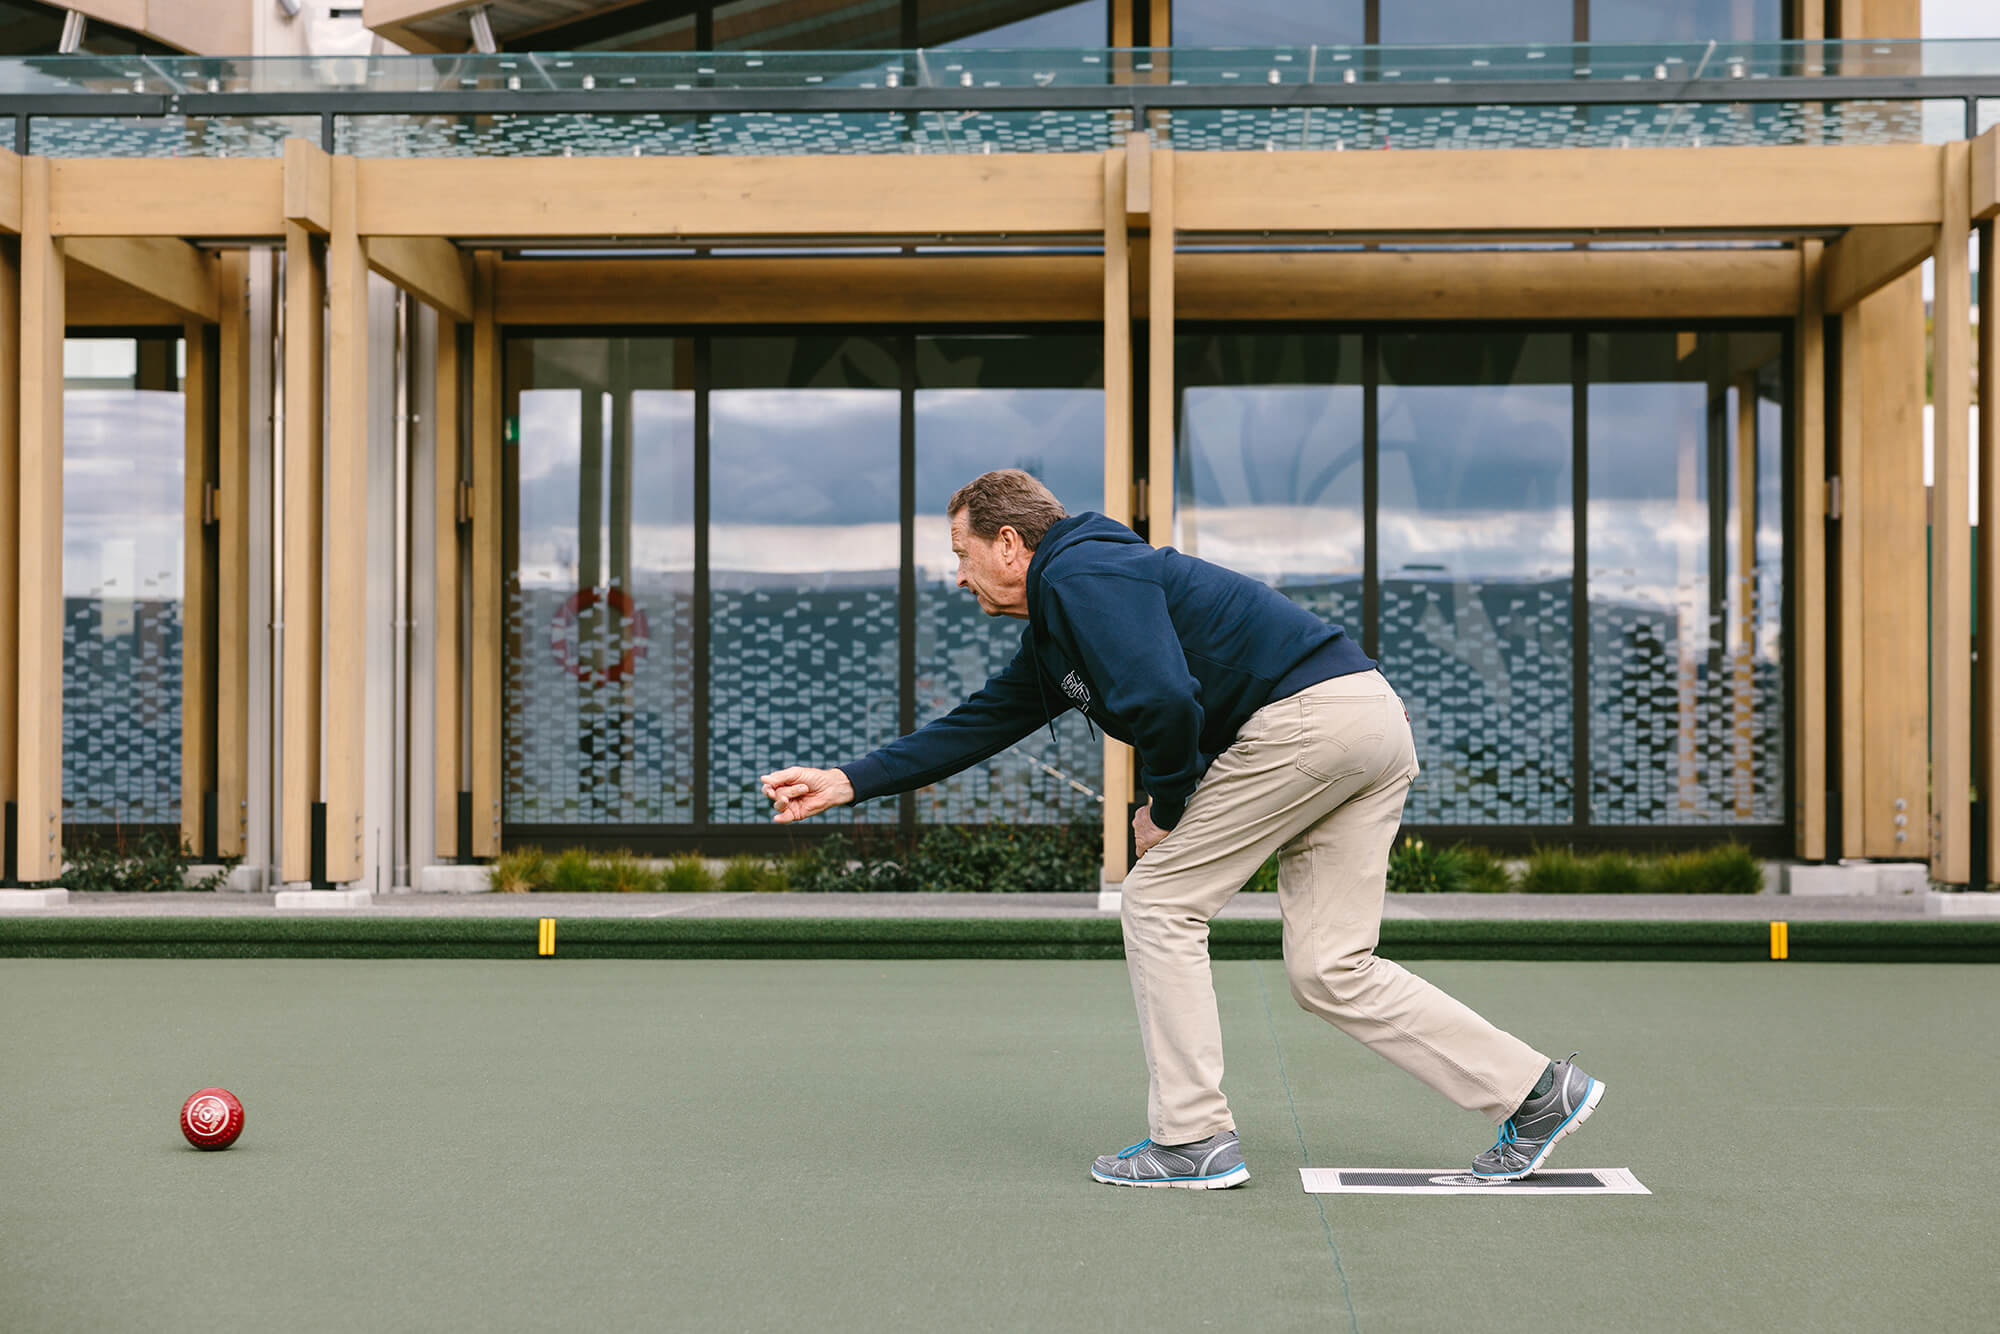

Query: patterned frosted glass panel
left=1381, top=1, right=1571, bottom=44
left=917, top=0, right=1107, bottom=46
left=32, top=116, right=317, bottom=158
left=710, top=336, right=900, bottom=824
left=506, top=339, right=695, bottom=824
left=64, top=338, right=182, bottom=826
left=1378, top=333, right=1573, bottom=824
left=1589, top=0, right=1779, bottom=41
left=1169, top=1, right=1363, bottom=46
left=914, top=334, right=1103, bottom=825
left=1587, top=332, right=1784, bottom=825
left=1174, top=334, right=1364, bottom=641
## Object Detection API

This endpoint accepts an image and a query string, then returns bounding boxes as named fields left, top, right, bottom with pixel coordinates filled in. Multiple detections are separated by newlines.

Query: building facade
left=3, top=0, right=1996, bottom=891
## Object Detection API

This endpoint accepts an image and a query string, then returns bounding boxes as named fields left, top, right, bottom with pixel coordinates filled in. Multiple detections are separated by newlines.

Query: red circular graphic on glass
left=549, top=587, right=650, bottom=686
left=180, top=1087, right=245, bottom=1150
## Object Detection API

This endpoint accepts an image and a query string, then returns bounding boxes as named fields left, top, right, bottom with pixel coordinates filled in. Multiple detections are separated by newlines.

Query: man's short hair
left=948, top=469, right=1069, bottom=551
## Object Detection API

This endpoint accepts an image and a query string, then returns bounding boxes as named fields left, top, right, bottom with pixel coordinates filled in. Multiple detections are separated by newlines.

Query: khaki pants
left=1119, top=669, right=1548, bottom=1144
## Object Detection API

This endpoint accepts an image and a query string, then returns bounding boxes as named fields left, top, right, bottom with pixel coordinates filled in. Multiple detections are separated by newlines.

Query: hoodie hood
left=1022, top=513, right=1145, bottom=744
left=1026, top=512, right=1148, bottom=636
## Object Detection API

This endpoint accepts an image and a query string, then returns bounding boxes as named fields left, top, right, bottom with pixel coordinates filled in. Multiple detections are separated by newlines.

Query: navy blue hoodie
left=839, top=512, right=1375, bottom=830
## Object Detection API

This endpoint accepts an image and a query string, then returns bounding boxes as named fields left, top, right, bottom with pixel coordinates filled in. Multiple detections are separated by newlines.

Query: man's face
left=951, top=511, right=1031, bottom=619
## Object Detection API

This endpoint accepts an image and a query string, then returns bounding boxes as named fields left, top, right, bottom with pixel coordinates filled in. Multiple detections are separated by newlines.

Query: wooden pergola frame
left=2, top=128, right=1994, bottom=885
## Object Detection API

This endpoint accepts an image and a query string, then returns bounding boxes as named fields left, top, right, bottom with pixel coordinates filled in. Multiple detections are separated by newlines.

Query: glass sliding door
left=1377, top=332, right=1576, bottom=825
left=63, top=335, right=185, bottom=830
left=913, top=333, right=1103, bottom=824
left=507, top=338, right=697, bottom=826
left=708, top=335, right=902, bottom=825
left=1587, top=330, right=1785, bottom=825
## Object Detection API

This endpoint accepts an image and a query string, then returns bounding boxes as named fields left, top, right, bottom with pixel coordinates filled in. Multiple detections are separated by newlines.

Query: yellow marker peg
left=1769, top=921, right=1788, bottom=961
left=538, top=918, right=556, bottom=957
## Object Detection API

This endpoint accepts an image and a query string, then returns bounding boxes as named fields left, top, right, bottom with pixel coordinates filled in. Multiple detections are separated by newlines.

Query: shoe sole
left=1090, top=1164, right=1250, bottom=1190
left=1472, top=1078, right=1606, bottom=1182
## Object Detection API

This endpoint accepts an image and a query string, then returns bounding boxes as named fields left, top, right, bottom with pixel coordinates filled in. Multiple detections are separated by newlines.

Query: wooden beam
left=1973, top=126, right=1998, bottom=222
left=1147, top=144, right=1174, bottom=547
left=1822, top=223, right=1937, bottom=314
left=356, top=155, right=1106, bottom=239
left=1102, top=148, right=1133, bottom=886
left=1177, top=145, right=1946, bottom=234
left=284, top=139, right=331, bottom=237
left=65, top=264, right=185, bottom=326
left=1837, top=302, right=1865, bottom=857
left=280, top=219, right=325, bottom=884
left=181, top=316, right=216, bottom=857
left=1124, top=130, right=1151, bottom=229
left=434, top=318, right=463, bottom=860
left=495, top=254, right=1102, bottom=325
left=66, top=236, right=219, bottom=324
left=469, top=250, right=502, bottom=859
left=364, top=235, right=473, bottom=323
left=362, top=0, right=462, bottom=27
left=0, top=146, right=19, bottom=235
left=1930, top=141, right=1973, bottom=885
left=16, top=158, right=63, bottom=882
left=1855, top=271, right=1930, bottom=859
left=1179, top=248, right=1803, bottom=320
left=1795, top=241, right=1827, bottom=861
left=51, top=160, right=285, bottom=238
left=323, top=156, right=369, bottom=884
left=1980, top=220, right=1999, bottom=885
left=214, top=251, right=250, bottom=858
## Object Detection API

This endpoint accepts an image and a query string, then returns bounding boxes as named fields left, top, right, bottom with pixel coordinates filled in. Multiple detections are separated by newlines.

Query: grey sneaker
left=1091, top=1131, right=1249, bottom=1189
left=1470, top=1054, right=1605, bottom=1181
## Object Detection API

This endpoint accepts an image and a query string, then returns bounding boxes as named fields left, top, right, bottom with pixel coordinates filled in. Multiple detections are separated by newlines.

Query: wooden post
left=469, top=251, right=502, bottom=858
left=0, top=202, right=19, bottom=874
left=1147, top=142, right=1174, bottom=546
left=1837, top=304, right=1866, bottom=856
left=1101, top=149, right=1133, bottom=884
left=15, top=157, right=62, bottom=882
left=323, top=156, right=368, bottom=884
left=215, top=251, right=250, bottom=859
left=280, top=218, right=325, bottom=884
left=1930, top=140, right=1973, bottom=884
left=1794, top=241, right=1827, bottom=860
left=434, top=317, right=463, bottom=859
left=1979, top=219, right=1999, bottom=885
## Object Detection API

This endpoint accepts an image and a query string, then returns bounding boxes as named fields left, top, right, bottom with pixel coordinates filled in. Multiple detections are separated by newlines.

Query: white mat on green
left=1302, top=1167, right=1649, bottom=1195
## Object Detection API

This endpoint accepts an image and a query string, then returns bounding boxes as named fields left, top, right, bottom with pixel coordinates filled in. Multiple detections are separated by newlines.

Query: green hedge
left=488, top=828, right=1764, bottom=895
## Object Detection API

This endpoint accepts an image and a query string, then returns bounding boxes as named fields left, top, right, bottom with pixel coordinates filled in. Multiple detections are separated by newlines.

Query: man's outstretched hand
left=760, top=766, right=855, bottom=823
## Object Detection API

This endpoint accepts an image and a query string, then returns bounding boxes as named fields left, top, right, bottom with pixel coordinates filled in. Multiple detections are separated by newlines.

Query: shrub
left=719, top=854, right=788, bottom=893
left=1585, top=852, right=1647, bottom=895
left=489, top=847, right=547, bottom=892
left=598, top=850, right=653, bottom=894
left=545, top=848, right=602, bottom=893
left=659, top=852, right=719, bottom=893
left=1520, top=847, right=1590, bottom=894
left=1387, top=837, right=1515, bottom=894
left=1245, top=854, right=1280, bottom=893
left=54, top=828, right=238, bottom=893
left=1651, top=843, right=1763, bottom=895
left=913, top=823, right=1100, bottom=894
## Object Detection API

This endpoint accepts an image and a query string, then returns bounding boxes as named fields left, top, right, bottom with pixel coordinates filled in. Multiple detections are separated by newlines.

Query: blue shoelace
left=1487, top=1120, right=1519, bottom=1155
left=1116, top=1138, right=1153, bottom=1160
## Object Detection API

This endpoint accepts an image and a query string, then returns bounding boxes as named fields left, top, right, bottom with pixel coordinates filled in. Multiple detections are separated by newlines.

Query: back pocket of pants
left=1295, top=694, right=1385, bottom=784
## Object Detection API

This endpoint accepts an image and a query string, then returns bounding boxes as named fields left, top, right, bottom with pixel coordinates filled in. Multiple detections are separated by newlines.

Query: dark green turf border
left=2, top=916, right=1998, bottom=961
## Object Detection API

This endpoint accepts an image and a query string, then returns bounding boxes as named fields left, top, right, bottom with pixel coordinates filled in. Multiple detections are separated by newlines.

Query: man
left=760, top=469, right=1603, bottom=1189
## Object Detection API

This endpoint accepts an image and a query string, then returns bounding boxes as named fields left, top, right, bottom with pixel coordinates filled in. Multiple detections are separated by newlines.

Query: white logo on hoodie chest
left=1061, top=670, right=1092, bottom=710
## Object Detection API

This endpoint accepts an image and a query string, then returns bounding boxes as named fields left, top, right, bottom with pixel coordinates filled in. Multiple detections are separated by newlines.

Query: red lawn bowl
left=179, top=1088, right=245, bottom=1150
